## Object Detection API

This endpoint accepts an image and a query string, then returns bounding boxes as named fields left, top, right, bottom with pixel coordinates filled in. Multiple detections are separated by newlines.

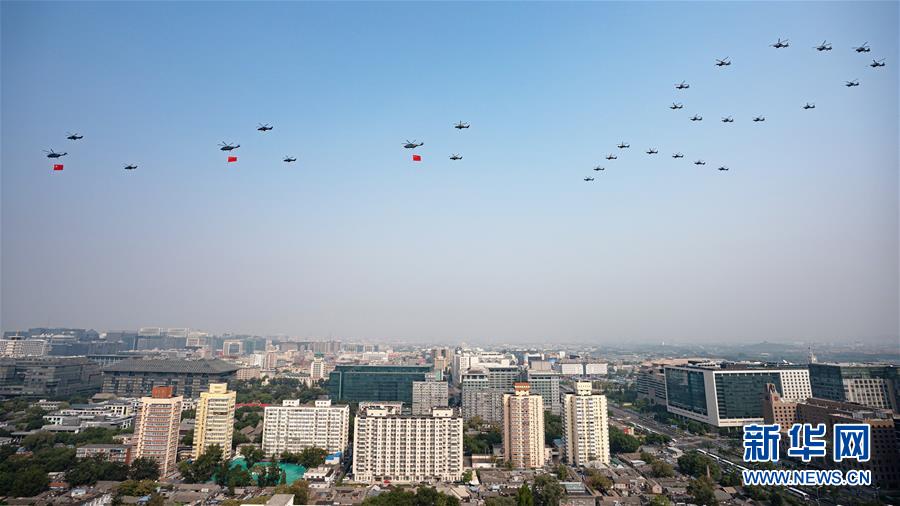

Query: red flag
left=227, top=156, right=238, bottom=163
left=412, top=154, right=421, bottom=161
left=53, top=164, right=64, bottom=171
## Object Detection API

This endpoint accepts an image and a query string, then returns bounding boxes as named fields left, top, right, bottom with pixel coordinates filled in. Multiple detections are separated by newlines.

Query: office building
left=101, top=359, right=239, bottom=398
left=133, top=386, right=182, bottom=476
left=432, top=348, right=452, bottom=375
left=0, top=357, right=101, bottom=398
left=193, top=383, right=236, bottom=459
left=310, top=356, right=327, bottom=381
left=76, top=444, right=133, bottom=464
left=584, top=363, right=608, bottom=376
left=352, top=405, right=463, bottom=483
left=808, top=363, right=899, bottom=411
left=325, top=364, right=430, bottom=404
left=222, top=340, right=243, bottom=356
left=563, top=381, right=610, bottom=466
left=0, top=336, right=49, bottom=357
left=262, top=398, right=350, bottom=456
left=412, top=380, right=449, bottom=415
left=502, top=383, right=546, bottom=469
left=664, top=362, right=812, bottom=428
left=560, top=362, right=584, bottom=376
left=527, top=370, right=561, bottom=415
left=763, top=385, right=900, bottom=489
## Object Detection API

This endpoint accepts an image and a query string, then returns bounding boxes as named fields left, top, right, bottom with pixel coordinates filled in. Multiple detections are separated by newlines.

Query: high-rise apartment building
left=411, top=380, right=449, bottom=415
left=664, top=362, right=812, bottom=427
left=262, top=398, right=350, bottom=456
left=192, top=383, right=236, bottom=459
left=808, top=363, right=899, bottom=411
left=502, top=383, right=546, bottom=469
left=310, top=356, right=327, bottom=381
left=527, top=370, right=561, bottom=415
left=133, top=386, right=182, bottom=476
left=352, top=405, right=463, bottom=483
left=563, top=381, right=609, bottom=466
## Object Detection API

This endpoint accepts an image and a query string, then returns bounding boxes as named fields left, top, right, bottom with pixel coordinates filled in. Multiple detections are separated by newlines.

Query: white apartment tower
left=502, top=383, right=546, bottom=469
left=262, top=398, right=349, bottom=457
left=310, top=357, right=327, bottom=381
left=133, top=386, right=182, bottom=476
left=563, top=381, right=610, bottom=466
left=192, top=383, right=236, bottom=459
left=353, top=406, right=464, bottom=483
left=412, top=380, right=449, bottom=415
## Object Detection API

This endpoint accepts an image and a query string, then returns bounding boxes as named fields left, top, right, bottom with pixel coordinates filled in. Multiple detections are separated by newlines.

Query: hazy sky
left=1, top=1, right=898, bottom=344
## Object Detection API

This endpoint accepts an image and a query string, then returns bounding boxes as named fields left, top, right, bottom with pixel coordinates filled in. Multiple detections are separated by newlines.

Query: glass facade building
left=665, top=367, right=708, bottom=416
left=326, top=364, right=431, bottom=404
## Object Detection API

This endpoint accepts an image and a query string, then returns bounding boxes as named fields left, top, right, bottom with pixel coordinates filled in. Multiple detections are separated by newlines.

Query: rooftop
left=103, top=358, right=239, bottom=374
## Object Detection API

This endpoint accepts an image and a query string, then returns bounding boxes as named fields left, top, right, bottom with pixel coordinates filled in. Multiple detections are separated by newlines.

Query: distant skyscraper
left=134, top=386, right=182, bottom=476
left=193, top=383, right=236, bottom=459
left=353, top=405, right=463, bottom=483
left=502, top=383, right=545, bottom=469
left=563, top=381, right=609, bottom=466
left=262, top=398, right=350, bottom=456
left=411, top=380, right=449, bottom=415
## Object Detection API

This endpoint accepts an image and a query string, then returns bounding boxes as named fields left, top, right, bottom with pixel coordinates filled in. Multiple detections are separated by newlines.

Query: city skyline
left=2, top=2, right=898, bottom=344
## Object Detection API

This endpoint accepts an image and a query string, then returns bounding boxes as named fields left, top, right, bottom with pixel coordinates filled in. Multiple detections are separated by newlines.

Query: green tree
left=12, top=466, right=50, bottom=497
left=531, top=474, right=564, bottom=506
left=687, top=477, right=718, bottom=506
left=586, top=470, right=612, bottom=493
left=181, top=429, right=194, bottom=446
left=181, top=409, right=196, bottom=420
left=461, top=469, right=473, bottom=483
left=240, top=445, right=266, bottom=468
left=34, top=447, right=77, bottom=472
left=65, top=456, right=128, bottom=486
left=554, top=464, right=568, bottom=480
left=179, top=444, right=224, bottom=483
left=274, top=479, right=310, bottom=504
left=129, top=457, right=160, bottom=481
left=677, top=451, right=721, bottom=481
left=543, top=412, right=563, bottom=445
left=649, top=495, right=672, bottom=506
left=21, top=431, right=56, bottom=451
left=516, top=483, right=534, bottom=506
left=280, top=447, right=327, bottom=468
left=651, top=460, right=675, bottom=478
left=117, top=479, right=159, bottom=497
left=484, top=498, right=516, bottom=506
left=719, top=469, right=740, bottom=487
left=609, top=427, right=641, bottom=453
left=232, top=431, right=250, bottom=448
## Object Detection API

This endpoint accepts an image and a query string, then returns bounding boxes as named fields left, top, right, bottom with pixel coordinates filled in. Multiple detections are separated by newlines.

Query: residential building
left=133, top=386, right=183, bottom=476
left=310, top=356, right=327, bottom=381
left=664, top=361, right=812, bottom=427
left=193, top=383, right=236, bottom=459
left=563, top=381, right=610, bottom=466
left=584, top=363, right=609, bottom=376
left=325, top=364, right=430, bottom=404
left=808, top=363, right=899, bottom=411
left=763, top=386, right=900, bottom=489
left=528, top=370, right=561, bottom=415
left=412, top=380, right=449, bottom=415
left=0, top=357, right=101, bottom=398
left=222, top=340, right=243, bottom=356
left=560, top=362, right=584, bottom=376
left=461, top=369, right=502, bottom=423
left=262, top=398, right=350, bottom=456
left=502, top=383, right=546, bottom=469
left=76, top=444, right=133, bottom=464
left=101, top=359, right=239, bottom=398
left=0, top=336, right=49, bottom=357
left=352, top=405, right=464, bottom=483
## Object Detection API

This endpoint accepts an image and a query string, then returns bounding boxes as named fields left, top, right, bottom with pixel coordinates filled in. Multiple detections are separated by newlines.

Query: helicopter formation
left=582, top=35, right=886, bottom=182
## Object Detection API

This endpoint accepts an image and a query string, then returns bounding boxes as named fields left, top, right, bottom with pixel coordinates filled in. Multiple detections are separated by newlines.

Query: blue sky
left=1, top=1, right=897, bottom=344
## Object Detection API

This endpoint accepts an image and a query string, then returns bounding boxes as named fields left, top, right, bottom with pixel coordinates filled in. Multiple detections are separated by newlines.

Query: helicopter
left=690, top=114, right=703, bottom=121
left=771, top=38, right=790, bottom=49
left=803, top=103, right=816, bottom=110
left=717, top=166, right=730, bottom=171
left=124, top=164, right=138, bottom=170
left=617, top=142, right=630, bottom=149
left=605, top=154, right=617, bottom=160
left=593, top=166, right=605, bottom=171
left=66, top=132, right=83, bottom=140
left=814, top=40, right=833, bottom=51
left=675, top=81, right=690, bottom=90
left=715, top=57, right=731, bottom=67
left=694, top=160, right=706, bottom=166
left=845, top=79, right=860, bottom=87
left=721, top=116, right=734, bottom=123
left=584, top=177, right=595, bottom=182
left=449, top=154, right=463, bottom=160
left=257, top=123, right=273, bottom=132
left=646, top=148, right=658, bottom=155
left=670, top=102, right=684, bottom=110
left=672, top=153, right=684, bottom=159
left=283, top=156, right=297, bottom=163
left=854, top=42, right=871, bottom=53
left=753, top=116, right=766, bottom=122
left=218, top=142, right=240, bottom=151
left=453, top=122, right=470, bottom=129
left=870, top=58, right=886, bottom=68
left=44, top=149, right=67, bottom=159
left=403, top=140, right=424, bottom=149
